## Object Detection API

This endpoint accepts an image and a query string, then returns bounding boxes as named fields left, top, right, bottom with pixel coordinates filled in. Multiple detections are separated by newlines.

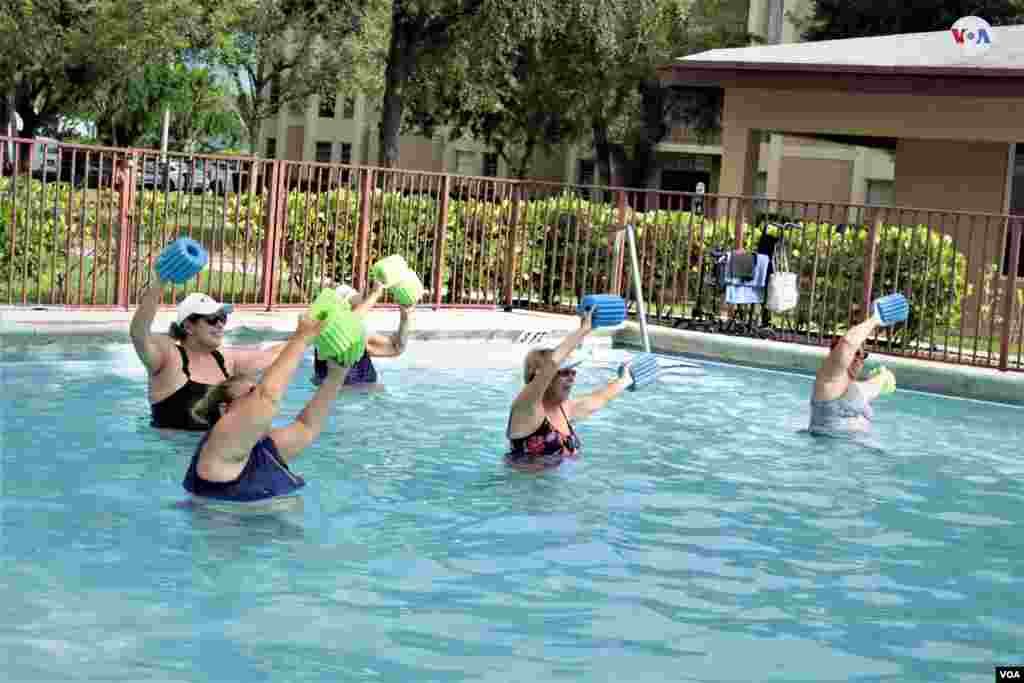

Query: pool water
left=2, top=338, right=1022, bottom=682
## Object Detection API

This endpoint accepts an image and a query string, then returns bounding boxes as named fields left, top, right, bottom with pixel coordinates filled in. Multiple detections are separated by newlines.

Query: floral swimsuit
left=505, top=405, right=581, bottom=469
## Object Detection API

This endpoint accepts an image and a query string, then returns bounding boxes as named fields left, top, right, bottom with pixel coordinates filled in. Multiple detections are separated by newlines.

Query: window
left=866, top=179, right=895, bottom=207
left=315, top=141, right=332, bottom=163
left=753, top=171, right=768, bottom=211
left=342, top=96, right=356, bottom=120
left=483, top=152, right=499, bottom=177
left=319, top=95, right=335, bottom=119
left=265, top=137, right=277, bottom=159
left=455, top=150, right=477, bottom=176
left=339, top=142, right=352, bottom=165
left=765, top=0, right=784, bottom=44
left=754, top=171, right=767, bottom=197
left=578, top=159, right=595, bottom=186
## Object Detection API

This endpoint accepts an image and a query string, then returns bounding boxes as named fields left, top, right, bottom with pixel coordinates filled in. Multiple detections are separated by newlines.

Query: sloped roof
left=667, top=23, right=1024, bottom=77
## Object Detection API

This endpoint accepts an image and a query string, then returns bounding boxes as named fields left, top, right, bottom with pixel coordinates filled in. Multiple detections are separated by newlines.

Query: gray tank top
left=809, top=382, right=873, bottom=436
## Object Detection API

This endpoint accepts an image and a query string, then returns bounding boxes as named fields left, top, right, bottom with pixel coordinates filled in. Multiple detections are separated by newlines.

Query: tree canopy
left=794, top=0, right=1024, bottom=41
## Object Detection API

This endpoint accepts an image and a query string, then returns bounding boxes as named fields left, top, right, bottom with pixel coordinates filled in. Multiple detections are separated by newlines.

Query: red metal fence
left=2, top=136, right=1022, bottom=371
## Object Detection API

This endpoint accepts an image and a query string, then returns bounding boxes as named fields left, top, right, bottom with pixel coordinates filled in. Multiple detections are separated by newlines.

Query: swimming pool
left=2, top=336, right=1022, bottom=682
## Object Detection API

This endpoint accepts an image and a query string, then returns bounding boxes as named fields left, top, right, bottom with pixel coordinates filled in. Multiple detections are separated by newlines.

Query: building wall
left=777, top=156, right=853, bottom=204
left=261, top=94, right=536, bottom=180
left=894, top=139, right=1009, bottom=215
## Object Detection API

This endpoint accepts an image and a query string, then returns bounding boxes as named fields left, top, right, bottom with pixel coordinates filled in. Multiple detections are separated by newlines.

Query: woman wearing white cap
left=310, top=280, right=416, bottom=390
left=129, top=273, right=290, bottom=430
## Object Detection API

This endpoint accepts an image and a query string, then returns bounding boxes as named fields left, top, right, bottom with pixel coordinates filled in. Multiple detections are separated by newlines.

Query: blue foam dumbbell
left=873, top=293, right=909, bottom=327
left=578, top=294, right=627, bottom=329
left=618, top=353, right=659, bottom=391
left=156, top=237, right=209, bottom=284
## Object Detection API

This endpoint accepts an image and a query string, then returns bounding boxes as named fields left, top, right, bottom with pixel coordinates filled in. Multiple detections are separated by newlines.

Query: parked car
left=137, top=159, right=188, bottom=191
left=184, top=159, right=240, bottom=194
left=58, top=152, right=115, bottom=188
left=30, top=138, right=61, bottom=180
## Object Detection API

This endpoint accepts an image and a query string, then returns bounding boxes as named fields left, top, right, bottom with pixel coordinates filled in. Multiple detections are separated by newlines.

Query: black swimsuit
left=150, top=346, right=230, bottom=431
left=506, top=405, right=581, bottom=469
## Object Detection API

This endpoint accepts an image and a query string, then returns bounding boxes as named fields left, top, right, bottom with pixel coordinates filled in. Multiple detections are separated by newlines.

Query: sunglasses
left=190, top=312, right=228, bottom=326
left=557, top=368, right=577, bottom=377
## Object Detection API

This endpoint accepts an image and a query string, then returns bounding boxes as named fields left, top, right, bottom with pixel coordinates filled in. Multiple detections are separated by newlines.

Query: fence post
left=611, top=190, right=628, bottom=295
left=503, top=184, right=520, bottom=309
left=733, top=196, right=747, bottom=250
left=999, top=217, right=1022, bottom=371
left=355, top=169, right=374, bottom=293
left=115, top=154, right=135, bottom=309
left=862, top=212, right=881, bottom=317
left=260, top=161, right=283, bottom=311
left=432, top=174, right=451, bottom=308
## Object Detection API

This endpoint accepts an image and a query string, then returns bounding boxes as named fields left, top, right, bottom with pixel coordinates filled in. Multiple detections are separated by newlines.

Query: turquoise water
left=2, top=337, right=1022, bottom=682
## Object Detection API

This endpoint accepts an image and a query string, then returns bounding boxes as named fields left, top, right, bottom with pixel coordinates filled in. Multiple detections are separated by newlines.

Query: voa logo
left=951, top=16, right=994, bottom=57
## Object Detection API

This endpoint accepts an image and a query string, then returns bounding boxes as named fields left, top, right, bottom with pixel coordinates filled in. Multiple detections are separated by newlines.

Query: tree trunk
left=378, top=23, right=415, bottom=169
left=621, top=80, right=669, bottom=198
left=14, top=85, right=42, bottom=140
left=592, top=120, right=614, bottom=187
left=248, top=118, right=261, bottom=155
left=513, top=136, right=536, bottom=179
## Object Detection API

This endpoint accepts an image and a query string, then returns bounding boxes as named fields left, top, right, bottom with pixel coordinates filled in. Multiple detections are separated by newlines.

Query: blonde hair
left=522, top=348, right=554, bottom=384
left=190, top=373, right=257, bottom=427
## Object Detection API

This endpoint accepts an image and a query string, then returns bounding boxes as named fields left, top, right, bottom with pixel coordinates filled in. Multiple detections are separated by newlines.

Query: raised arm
left=129, top=273, right=172, bottom=375
left=350, top=280, right=386, bottom=316
left=228, top=341, right=290, bottom=374
left=509, top=309, right=593, bottom=434
left=202, top=316, right=323, bottom=464
left=366, top=304, right=414, bottom=357
left=567, top=367, right=632, bottom=422
left=819, top=311, right=882, bottom=382
left=270, top=359, right=350, bottom=460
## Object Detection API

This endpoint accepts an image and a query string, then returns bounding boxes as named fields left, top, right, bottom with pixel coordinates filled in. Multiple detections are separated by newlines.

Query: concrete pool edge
left=2, top=306, right=1019, bottom=406
left=613, top=322, right=1024, bottom=407
left=0, top=306, right=609, bottom=348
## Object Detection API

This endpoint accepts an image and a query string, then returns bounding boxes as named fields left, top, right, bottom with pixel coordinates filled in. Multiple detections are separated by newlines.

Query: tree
left=0, top=0, right=225, bottom=141
left=213, top=0, right=369, bottom=154
left=166, top=69, right=245, bottom=152
left=579, top=0, right=754, bottom=191
left=404, top=10, right=592, bottom=178
left=793, top=0, right=1024, bottom=41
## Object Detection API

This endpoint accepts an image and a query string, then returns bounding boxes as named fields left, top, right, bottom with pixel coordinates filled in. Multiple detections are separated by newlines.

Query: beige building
left=257, top=90, right=567, bottom=182
left=256, top=0, right=901, bottom=203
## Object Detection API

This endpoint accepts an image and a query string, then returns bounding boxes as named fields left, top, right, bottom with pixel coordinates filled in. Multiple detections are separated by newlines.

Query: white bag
left=765, top=240, right=799, bottom=313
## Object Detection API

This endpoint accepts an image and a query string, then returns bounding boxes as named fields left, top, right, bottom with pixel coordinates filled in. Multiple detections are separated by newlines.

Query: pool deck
left=1, top=306, right=1021, bottom=406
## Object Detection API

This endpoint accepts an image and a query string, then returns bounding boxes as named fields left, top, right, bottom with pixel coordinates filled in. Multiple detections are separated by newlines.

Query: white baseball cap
left=176, top=293, right=234, bottom=324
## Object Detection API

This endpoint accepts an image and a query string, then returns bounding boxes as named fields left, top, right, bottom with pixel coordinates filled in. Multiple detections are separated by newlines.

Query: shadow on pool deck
left=1, top=306, right=1020, bottom=406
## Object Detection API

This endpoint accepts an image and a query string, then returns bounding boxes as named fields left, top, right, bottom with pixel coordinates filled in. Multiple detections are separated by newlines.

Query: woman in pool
left=809, top=310, right=894, bottom=436
left=310, top=280, right=416, bottom=391
left=130, top=270, right=289, bottom=431
left=182, top=315, right=352, bottom=503
left=505, top=307, right=634, bottom=471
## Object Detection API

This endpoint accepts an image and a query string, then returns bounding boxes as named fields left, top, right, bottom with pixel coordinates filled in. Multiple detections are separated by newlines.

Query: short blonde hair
left=522, top=348, right=554, bottom=384
left=190, top=373, right=257, bottom=427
